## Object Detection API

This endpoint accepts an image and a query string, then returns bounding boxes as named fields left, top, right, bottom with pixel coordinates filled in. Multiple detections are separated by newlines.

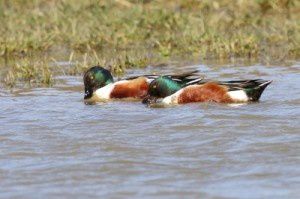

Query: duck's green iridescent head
left=142, top=76, right=182, bottom=104
left=149, top=76, right=182, bottom=97
left=83, top=66, right=113, bottom=99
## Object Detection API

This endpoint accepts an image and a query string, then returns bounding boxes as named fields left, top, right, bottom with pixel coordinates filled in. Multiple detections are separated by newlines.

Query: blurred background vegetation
left=0, top=0, right=299, bottom=87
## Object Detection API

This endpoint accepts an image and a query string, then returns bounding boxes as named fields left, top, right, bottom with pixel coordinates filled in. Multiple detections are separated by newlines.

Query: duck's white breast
left=162, top=89, right=183, bottom=105
left=94, top=83, right=115, bottom=99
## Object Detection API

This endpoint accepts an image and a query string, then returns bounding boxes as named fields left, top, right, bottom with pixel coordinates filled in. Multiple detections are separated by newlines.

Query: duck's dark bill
left=84, top=88, right=93, bottom=100
left=84, top=100, right=96, bottom=105
left=142, top=95, right=158, bottom=105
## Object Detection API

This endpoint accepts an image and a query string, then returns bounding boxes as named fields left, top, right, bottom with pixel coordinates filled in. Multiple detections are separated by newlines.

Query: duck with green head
left=84, top=66, right=114, bottom=100
left=83, top=66, right=202, bottom=103
left=143, top=76, right=272, bottom=106
left=142, top=75, right=201, bottom=104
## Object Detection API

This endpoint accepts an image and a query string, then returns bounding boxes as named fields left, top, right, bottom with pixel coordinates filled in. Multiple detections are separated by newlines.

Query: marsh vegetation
left=0, top=0, right=299, bottom=87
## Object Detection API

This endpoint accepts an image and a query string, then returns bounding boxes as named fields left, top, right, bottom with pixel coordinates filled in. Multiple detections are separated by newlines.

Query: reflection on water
left=1, top=63, right=300, bottom=198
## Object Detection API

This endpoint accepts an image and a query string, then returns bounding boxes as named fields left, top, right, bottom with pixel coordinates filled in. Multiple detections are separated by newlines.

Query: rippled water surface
left=1, top=62, right=300, bottom=198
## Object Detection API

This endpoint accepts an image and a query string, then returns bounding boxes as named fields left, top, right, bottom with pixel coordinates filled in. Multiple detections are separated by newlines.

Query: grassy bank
left=1, top=0, right=299, bottom=87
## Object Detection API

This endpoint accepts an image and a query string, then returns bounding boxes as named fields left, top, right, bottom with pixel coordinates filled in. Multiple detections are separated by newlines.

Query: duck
left=83, top=66, right=202, bottom=102
left=142, top=76, right=272, bottom=106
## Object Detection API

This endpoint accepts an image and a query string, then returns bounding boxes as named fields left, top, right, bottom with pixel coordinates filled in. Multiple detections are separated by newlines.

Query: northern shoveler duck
left=83, top=66, right=202, bottom=102
left=143, top=76, right=272, bottom=106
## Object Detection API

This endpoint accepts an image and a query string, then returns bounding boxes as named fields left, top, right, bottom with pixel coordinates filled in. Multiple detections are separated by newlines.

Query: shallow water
left=1, top=62, right=300, bottom=198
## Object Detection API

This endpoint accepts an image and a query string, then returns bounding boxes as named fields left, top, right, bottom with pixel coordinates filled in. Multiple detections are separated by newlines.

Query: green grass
left=0, top=0, right=299, bottom=87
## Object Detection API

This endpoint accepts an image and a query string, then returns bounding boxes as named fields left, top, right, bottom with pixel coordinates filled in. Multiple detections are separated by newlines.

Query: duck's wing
left=165, top=70, right=199, bottom=79
left=124, top=70, right=201, bottom=83
left=124, top=74, right=160, bottom=81
left=182, top=77, right=204, bottom=86
left=166, top=70, right=204, bottom=85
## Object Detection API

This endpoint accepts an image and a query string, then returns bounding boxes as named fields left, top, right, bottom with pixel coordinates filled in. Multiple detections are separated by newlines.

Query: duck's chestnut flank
left=178, top=83, right=232, bottom=103
left=110, top=77, right=149, bottom=99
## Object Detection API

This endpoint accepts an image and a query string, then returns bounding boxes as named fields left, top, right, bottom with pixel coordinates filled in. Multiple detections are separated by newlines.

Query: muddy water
left=1, top=62, right=300, bottom=198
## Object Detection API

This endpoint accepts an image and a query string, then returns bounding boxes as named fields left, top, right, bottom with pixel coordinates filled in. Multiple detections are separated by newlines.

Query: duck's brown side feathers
left=110, top=77, right=149, bottom=99
left=178, top=82, right=233, bottom=103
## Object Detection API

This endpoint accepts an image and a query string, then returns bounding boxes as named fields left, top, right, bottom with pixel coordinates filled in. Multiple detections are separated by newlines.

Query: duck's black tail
left=214, top=79, right=272, bottom=102
left=244, top=80, right=272, bottom=101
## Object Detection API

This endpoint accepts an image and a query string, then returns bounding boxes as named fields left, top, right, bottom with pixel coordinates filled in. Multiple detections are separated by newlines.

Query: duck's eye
left=153, top=85, right=157, bottom=89
left=90, top=76, right=94, bottom=80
